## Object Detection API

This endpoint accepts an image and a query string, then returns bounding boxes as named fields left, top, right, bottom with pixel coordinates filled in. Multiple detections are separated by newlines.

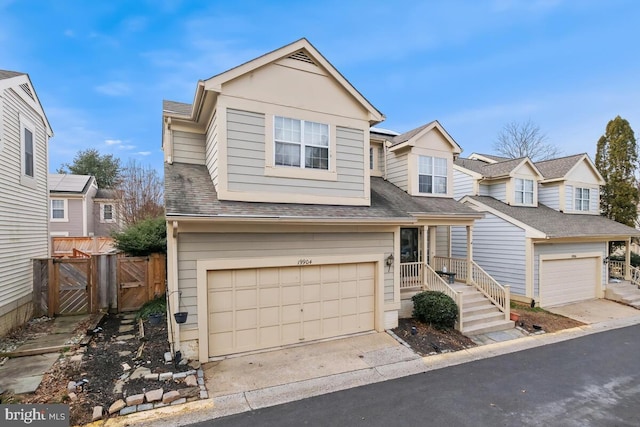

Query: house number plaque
left=297, top=259, right=313, bottom=265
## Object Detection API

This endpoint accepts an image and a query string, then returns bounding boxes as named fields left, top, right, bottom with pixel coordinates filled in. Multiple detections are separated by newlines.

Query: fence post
left=32, top=260, right=42, bottom=317
left=48, top=258, right=56, bottom=317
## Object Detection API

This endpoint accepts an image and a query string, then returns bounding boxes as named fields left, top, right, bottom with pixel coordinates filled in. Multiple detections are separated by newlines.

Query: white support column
left=429, top=226, right=437, bottom=268
left=625, top=238, right=632, bottom=280
left=466, top=225, right=473, bottom=284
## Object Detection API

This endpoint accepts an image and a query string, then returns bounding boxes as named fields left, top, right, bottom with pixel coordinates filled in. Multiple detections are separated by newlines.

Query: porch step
left=463, top=303, right=500, bottom=317
left=605, top=282, right=640, bottom=309
left=449, top=282, right=515, bottom=334
left=462, top=311, right=506, bottom=328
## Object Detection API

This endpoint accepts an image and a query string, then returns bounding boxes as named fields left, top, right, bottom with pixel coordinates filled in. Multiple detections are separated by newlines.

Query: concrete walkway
left=0, top=314, right=91, bottom=395
left=100, top=299, right=640, bottom=427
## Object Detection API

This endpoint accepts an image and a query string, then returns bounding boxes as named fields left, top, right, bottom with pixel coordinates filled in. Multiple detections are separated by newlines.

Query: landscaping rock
left=137, top=403, right=153, bottom=412
left=189, top=361, right=201, bottom=370
left=120, top=406, right=137, bottom=416
left=119, top=325, right=135, bottom=333
left=200, top=390, right=209, bottom=399
left=185, top=374, right=198, bottom=387
left=197, top=369, right=204, bottom=378
left=144, top=373, right=159, bottom=381
left=116, top=334, right=136, bottom=341
left=130, top=367, right=151, bottom=380
left=173, top=372, right=188, bottom=379
left=197, top=377, right=204, bottom=386
left=121, top=362, right=131, bottom=371
left=92, top=406, right=103, bottom=422
left=113, top=380, right=124, bottom=395
left=162, top=390, right=180, bottom=404
left=68, top=392, right=78, bottom=401
left=67, top=381, right=76, bottom=393
left=164, top=352, right=172, bottom=363
left=118, top=350, right=132, bottom=357
left=70, top=354, right=83, bottom=363
left=171, top=397, right=187, bottom=405
left=126, top=393, right=145, bottom=406
left=159, top=372, right=173, bottom=381
left=178, top=387, right=200, bottom=399
left=145, top=388, right=164, bottom=403
left=108, top=399, right=126, bottom=414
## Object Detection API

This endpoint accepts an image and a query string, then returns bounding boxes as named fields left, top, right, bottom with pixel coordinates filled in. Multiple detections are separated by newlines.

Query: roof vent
left=20, top=83, right=34, bottom=100
left=288, top=51, right=316, bottom=65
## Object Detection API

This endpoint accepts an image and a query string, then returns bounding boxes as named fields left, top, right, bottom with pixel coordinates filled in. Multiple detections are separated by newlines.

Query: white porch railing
left=400, top=262, right=423, bottom=289
left=608, top=260, right=640, bottom=287
left=433, top=256, right=510, bottom=320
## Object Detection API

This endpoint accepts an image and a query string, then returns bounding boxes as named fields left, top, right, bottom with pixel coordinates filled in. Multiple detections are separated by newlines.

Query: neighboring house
left=452, top=153, right=640, bottom=308
left=49, top=174, right=120, bottom=239
left=163, top=39, right=507, bottom=363
left=0, top=70, right=53, bottom=336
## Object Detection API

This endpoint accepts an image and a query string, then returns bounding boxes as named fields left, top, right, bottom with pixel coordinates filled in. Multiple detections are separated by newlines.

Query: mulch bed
left=392, top=318, right=476, bottom=356
left=6, top=313, right=194, bottom=426
left=511, top=302, right=585, bottom=333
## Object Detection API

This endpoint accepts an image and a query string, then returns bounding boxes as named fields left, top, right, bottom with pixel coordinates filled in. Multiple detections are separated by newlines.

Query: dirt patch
left=511, top=302, right=585, bottom=333
left=392, top=318, right=476, bottom=356
left=3, top=314, right=196, bottom=426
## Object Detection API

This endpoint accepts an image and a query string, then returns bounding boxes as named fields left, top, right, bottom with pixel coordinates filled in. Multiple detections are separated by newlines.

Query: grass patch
left=511, top=300, right=548, bottom=313
left=136, top=295, right=167, bottom=320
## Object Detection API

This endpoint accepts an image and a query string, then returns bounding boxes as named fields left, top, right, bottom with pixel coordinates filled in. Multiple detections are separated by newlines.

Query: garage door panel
left=208, top=262, right=377, bottom=357
left=260, top=306, right=279, bottom=326
left=541, top=257, right=598, bottom=307
left=235, top=289, right=256, bottom=308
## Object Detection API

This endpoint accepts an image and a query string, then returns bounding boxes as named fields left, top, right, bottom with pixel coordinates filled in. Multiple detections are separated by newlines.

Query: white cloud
left=118, top=144, right=136, bottom=150
left=136, top=151, right=151, bottom=156
left=95, top=81, right=131, bottom=97
left=105, top=139, right=122, bottom=146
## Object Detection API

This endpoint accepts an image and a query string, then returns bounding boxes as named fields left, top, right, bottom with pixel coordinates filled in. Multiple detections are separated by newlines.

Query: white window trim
left=418, top=155, right=448, bottom=195
left=100, top=203, right=116, bottom=223
left=575, top=187, right=591, bottom=212
left=50, top=198, right=68, bottom=222
left=19, top=113, right=37, bottom=188
left=514, top=178, right=534, bottom=205
left=264, top=114, right=338, bottom=182
left=273, top=116, right=330, bottom=169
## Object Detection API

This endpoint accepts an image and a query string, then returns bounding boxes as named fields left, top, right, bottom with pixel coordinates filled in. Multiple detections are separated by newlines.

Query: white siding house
left=0, top=70, right=52, bottom=336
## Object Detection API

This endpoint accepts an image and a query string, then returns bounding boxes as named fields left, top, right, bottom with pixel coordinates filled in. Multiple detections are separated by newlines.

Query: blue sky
left=1, top=0, right=639, bottom=174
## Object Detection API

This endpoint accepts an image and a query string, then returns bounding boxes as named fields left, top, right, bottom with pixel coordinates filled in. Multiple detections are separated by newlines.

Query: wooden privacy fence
left=51, top=236, right=116, bottom=257
left=33, top=253, right=166, bottom=316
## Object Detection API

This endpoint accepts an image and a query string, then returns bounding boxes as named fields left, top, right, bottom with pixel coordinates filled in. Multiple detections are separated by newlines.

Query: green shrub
left=113, top=216, right=166, bottom=256
left=137, top=294, right=167, bottom=320
left=412, top=291, right=458, bottom=329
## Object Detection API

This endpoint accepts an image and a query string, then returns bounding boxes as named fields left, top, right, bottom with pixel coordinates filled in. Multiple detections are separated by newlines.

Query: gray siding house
left=0, top=70, right=53, bottom=336
left=452, top=153, right=640, bottom=307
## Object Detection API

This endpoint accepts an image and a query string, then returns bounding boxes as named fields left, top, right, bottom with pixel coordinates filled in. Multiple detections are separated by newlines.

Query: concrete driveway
left=548, top=299, right=640, bottom=324
left=203, top=332, right=419, bottom=399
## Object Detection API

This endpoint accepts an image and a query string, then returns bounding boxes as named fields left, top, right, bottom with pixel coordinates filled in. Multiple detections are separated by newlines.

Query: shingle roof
left=95, top=189, right=118, bottom=199
left=391, top=121, right=436, bottom=145
left=472, top=153, right=510, bottom=162
left=534, top=154, right=586, bottom=180
left=165, top=162, right=479, bottom=221
left=0, top=70, right=24, bottom=80
left=163, top=100, right=192, bottom=116
left=454, top=157, right=528, bottom=178
left=468, top=196, right=640, bottom=238
left=49, top=174, right=94, bottom=193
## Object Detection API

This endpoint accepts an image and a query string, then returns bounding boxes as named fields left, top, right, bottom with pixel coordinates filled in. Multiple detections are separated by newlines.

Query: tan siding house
left=0, top=70, right=52, bottom=336
left=163, top=39, right=487, bottom=362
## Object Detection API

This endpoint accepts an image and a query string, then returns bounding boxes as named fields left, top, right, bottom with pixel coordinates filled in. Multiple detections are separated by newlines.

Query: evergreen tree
left=595, top=116, right=639, bottom=227
left=58, top=148, right=121, bottom=189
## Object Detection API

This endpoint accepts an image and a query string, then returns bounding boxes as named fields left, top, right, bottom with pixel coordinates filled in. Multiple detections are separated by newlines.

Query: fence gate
left=118, top=256, right=149, bottom=312
left=51, top=258, right=94, bottom=315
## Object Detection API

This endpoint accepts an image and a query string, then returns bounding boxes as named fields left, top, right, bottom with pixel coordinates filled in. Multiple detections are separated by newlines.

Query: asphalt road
left=191, top=325, right=640, bottom=427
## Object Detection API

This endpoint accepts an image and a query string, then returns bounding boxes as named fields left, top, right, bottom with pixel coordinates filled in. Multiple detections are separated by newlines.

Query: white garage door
left=540, top=257, right=598, bottom=307
left=207, top=262, right=376, bottom=357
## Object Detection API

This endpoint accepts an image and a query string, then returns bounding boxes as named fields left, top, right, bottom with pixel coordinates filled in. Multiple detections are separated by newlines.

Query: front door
left=400, top=228, right=421, bottom=263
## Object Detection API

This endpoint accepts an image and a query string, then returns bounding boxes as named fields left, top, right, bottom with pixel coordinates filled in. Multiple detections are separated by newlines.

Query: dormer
left=369, top=127, right=397, bottom=178
left=162, top=38, right=384, bottom=207
left=386, top=121, right=461, bottom=198
left=454, top=156, right=543, bottom=206
left=535, top=154, right=604, bottom=214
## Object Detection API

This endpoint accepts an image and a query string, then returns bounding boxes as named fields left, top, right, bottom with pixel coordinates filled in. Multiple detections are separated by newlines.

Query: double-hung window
left=50, top=199, right=67, bottom=221
left=100, top=203, right=115, bottom=223
left=515, top=178, right=534, bottom=204
left=575, top=188, right=590, bottom=211
left=418, top=156, right=447, bottom=194
left=274, top=116, right=329, bottom=170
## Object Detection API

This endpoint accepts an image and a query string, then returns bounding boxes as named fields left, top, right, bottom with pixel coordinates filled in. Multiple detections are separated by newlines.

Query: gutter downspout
left=168, top=220, right=181, bottom=357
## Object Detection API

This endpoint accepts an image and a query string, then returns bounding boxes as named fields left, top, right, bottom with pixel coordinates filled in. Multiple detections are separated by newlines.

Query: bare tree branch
left=115, top=160, right=164, bottom=226
left=493, top=120, right=561, bottom=161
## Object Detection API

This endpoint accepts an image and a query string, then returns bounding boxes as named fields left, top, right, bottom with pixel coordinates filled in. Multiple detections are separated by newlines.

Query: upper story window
left=418, top=156, right=447, bottom=194
left=575, top=188, right=590, bottom=211
left=515, top=178, right=534, bottom=204
left=100, top=203, right=116, bottom=223
left=370, top=147, right=374, bottom=170
left=274, top=116, right=329, bottom=170
left=20, top=115, right=37, bottom=188
left=50, top=199, right=67, bottom=221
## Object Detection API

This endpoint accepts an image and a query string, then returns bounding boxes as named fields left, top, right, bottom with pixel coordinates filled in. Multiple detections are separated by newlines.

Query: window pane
left=275, top=142, right=301, bottom=167
left=304, top=121, right=328, bottom=146
left=434, top=176, right=447, bottom=194
left=25, top=128, right=34, bottom=177
left=525, top=179, right=533, bottom=191
left=418, top=156, right=432, bottom=174
left=525, top=191, right=533, bottom=204
left=370, top=147, right=374, bottom=170
left=515, top=179, right=523, bottom=192
left=104, top=204, right=113, bottom=220
left=275, top=117, right=301, bottom=142
left=305, top=146, right=328, bottom=170
left=419, top=175, right=432, bottom=193
left=434, top=157, right=447, bottom=176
